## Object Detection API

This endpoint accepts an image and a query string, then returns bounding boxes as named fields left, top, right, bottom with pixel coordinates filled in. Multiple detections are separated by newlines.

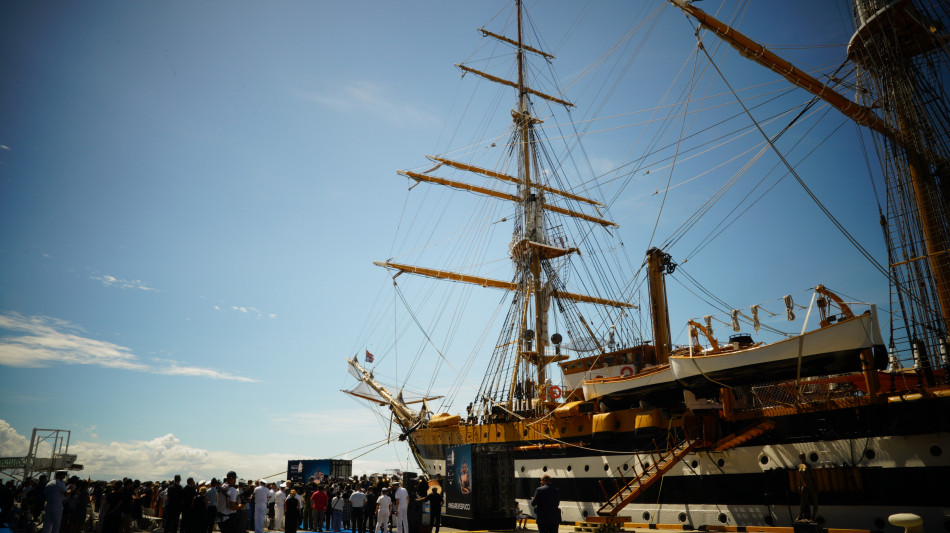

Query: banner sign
left=444, top=444, right=474, bottom=518
left=287, top=459, right=332, bottom=483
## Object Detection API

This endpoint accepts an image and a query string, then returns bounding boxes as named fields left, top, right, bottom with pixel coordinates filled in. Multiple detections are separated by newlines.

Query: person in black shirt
left=285, top=490, right=301, bottom=533
left=164, top=476, right=183, bottom=533
left=424, top=488, right=442, bottom=533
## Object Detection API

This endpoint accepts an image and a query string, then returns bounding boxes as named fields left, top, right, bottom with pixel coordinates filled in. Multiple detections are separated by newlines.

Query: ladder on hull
left=596, top=437, right=700, bottom=516
left=713, top=420, right=775, bottom=451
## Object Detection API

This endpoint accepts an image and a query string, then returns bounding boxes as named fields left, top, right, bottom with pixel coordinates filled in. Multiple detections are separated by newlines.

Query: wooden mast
left=514, top=0, right=549, bottom=404
left=849, top=0, right=950, bottom=343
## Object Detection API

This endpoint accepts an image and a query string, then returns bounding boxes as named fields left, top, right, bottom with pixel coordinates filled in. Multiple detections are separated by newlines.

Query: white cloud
left=0, top=312, right=257, bottom=382
left=91, top=274, right=159, bottom=292
left=225, top=305, right=274, bottom=320
left=0, top=145, right=11, bottom=151
left=0, top=420, right=30, bottom=456
left=0, top=421, right=403, bottom=481
left=149, top=358, right=258, bottom=382
left=295, top=81, right=440, bottom=127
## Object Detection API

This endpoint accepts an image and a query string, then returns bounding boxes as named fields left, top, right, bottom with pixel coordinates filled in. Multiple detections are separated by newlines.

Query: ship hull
left=412, top=394, right=950, bottom=532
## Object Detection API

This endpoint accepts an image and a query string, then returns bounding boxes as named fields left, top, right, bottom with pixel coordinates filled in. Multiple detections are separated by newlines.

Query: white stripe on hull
left=510, top=433, right=950, bottom=480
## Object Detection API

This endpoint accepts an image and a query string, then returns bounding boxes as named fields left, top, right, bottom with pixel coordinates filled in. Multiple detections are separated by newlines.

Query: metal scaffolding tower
left=0, top=428, right=82, bottom=482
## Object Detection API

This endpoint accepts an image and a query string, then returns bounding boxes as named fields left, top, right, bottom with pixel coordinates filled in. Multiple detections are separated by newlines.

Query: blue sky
left=0, top=0, right=888, bottom=481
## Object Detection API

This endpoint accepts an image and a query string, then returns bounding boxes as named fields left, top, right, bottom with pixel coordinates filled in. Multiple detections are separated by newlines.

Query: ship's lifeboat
left=669, top=309, right=886, bottom=391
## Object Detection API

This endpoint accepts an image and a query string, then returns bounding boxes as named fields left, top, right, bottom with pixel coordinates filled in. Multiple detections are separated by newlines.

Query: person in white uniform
left=253, top=480, right=269, bottom=533
left=274, top=484, right=287, bottom=531
left=391, top=483, right=408, bottom=533
left=373, top=488, right=392, bottom=533
left=42, top=471, right=68, bottom=533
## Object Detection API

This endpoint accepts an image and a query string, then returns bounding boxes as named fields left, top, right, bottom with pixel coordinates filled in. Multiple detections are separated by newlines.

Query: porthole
left=759, top=455, right=769, bottom=465
left=544, top=427, right=550, bottom=435
left=578, top=425, right=584, bottom=432
left=520, top=466, right=525, bottom=473
left=523, top=429, right=528, bottom=437
left=622, top=463, right=629, bottom=471
left=584, top=465, right=590, bottom=472
left=930, top=445, right=942, bottom=457
left=603, top=464, right=609, bottom=472
left=496, top=431, right=501, bottom=437
left=642, top=512, right=651, bottom=521
left=764, top=516, right=774, bottom=526
left=678, top=513, right=687, bottom=523
left=716, top=458, right=725, bottom=467
left=561, top=427, right=567, bottom=434
left=567, top=465, right=572, bottom=472
left=542, top=466, right=548, bottom=472
left=690, top=460, right=698, bottom=468
left=582, top=510, right=589, bottom=518
left=864, top=449, right=876, bottom=460
left=483, top=433, right=488, bottom=438
left=718, top=513, right=728, bottom=524
left=643, top=462, right=651, bottom=469
left=809, top=452, right=819, bottom=463
left=614, top=421, right=620, bottom=429
left=874, top=518, right=885, bottom=530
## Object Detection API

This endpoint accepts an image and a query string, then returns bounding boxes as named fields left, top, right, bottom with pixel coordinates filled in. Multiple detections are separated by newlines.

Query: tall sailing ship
left=345, top=0, right=950, bottom=530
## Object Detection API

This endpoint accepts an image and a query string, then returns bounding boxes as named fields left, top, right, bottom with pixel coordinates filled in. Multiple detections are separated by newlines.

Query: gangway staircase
left=596, top=435, right=701, bottom=516
left=713, top=420, right=775, bottom=451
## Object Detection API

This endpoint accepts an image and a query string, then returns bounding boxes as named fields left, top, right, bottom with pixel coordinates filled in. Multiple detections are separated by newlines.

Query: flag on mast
left=365, top=350, right=374, bottom=363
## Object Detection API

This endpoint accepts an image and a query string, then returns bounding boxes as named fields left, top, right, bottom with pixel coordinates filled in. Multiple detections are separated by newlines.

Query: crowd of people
left=0, top=471, right=450, bottom=533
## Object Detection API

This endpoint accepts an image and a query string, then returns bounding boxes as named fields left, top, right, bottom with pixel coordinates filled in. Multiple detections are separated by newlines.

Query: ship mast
left=849, top=0, right=950, bottom=381
left=370, top=1, right=633, bottom=421
left=514, top=0, right=549, bottom=395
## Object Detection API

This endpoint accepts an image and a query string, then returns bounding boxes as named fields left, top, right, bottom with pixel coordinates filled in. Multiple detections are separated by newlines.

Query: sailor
left=391, top=482, right=408, bottom=533
left=274, top=483, right=287, bottom=531
left=253, top=481, right=269, bottom=533
left=41, top=470, right=68, bottom=533
left=374, top=488, right=392, bottom=533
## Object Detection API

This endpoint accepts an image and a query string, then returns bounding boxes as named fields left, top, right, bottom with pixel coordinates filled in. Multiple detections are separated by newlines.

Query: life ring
left=620, top=366, right=634, bottom=377
left=549, top=385, right=562, bottom=399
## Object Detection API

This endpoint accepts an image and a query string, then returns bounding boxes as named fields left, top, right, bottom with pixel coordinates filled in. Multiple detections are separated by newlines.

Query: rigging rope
left=689, top=28, right=892, bottom=282
left=391, top=281, right=483, bottom=397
